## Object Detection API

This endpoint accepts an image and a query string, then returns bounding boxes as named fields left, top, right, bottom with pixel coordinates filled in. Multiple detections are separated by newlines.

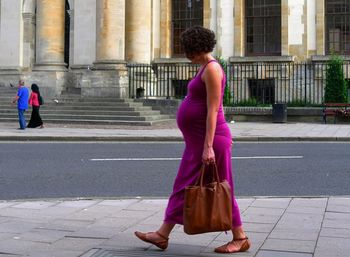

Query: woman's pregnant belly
left=176, top=97, right=207, bottom=135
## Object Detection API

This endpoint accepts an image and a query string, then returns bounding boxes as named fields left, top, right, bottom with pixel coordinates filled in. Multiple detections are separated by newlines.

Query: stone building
left=0, top=0, right=348, bottom=100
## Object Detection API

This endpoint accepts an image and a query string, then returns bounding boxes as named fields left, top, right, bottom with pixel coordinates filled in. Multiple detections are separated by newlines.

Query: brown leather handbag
left=183, top=163, right=232, bottom=235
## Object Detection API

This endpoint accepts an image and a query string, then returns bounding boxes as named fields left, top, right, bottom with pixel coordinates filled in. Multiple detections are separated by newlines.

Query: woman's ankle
left=158, top=223, right=175, bottom=238
left=232, top=226, right=246, bottom=239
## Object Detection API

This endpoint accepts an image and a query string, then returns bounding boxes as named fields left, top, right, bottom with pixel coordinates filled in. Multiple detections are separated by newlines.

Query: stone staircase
left=0, top=86, right=174, bottom=126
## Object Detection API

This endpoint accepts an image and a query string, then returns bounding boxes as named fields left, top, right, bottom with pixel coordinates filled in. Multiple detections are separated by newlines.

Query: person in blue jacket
left=12, top=80, right=29, bottom=130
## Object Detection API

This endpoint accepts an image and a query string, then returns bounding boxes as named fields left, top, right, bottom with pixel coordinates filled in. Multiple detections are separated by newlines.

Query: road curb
left=1, top=136, right=350, bottom=142
left=234, top=137, right=350, bottom=142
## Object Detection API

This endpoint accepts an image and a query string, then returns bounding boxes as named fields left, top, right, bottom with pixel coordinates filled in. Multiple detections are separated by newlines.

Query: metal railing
left=127, top=62, right=350, bottom=105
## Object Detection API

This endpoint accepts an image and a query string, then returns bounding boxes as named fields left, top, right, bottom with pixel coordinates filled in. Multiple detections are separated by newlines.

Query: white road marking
left=90, top=156, right=303, bottom=161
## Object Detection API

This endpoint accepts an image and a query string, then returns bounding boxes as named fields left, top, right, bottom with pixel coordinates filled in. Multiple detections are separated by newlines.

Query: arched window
left=326, top=0, right=350, bottom=55
left=245, top=0, right=281, bottom=56
left=172, top=0, right=203, bottom=57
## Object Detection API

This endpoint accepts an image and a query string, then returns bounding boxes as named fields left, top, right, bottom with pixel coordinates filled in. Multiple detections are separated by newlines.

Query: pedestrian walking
left=134, top=26, right=250, bottom=253
left=27, top=84, right=44, bottom=128
left=12, top=80, right=29, bottom=130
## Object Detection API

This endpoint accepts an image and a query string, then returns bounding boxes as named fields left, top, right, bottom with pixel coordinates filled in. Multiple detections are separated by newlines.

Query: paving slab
left=49, top=237, right=107, bottom=252
left=268, top=228, right=320, bottom=241
left=0, top=238, right=50, bottom=255
left=256, top=251, right=312, bottom=257
left=25, top=250, right=84, bottom=257
left=326, top=204, right=350, bottom=213
left=250, top=198, right=291, bottom=209
left=261, top=238, right=315, bottom=253
left=285, top=206, right=326, bottom=215
left=319, top=227, right=350, bottom=238
left=10, top=201, right=57, bottom=209
left=243, top=222, right=276, bottom=233
left=0, top=220, right=43, bottom=234
left=16, top=228, right=68, bottom=243
left=314, top=236, right=350, bottom=257
left=328, top=197, right=350, bottom=206
left=322, top=219, right=350, bottom=230
left=289, top=198, right=328, bottom=208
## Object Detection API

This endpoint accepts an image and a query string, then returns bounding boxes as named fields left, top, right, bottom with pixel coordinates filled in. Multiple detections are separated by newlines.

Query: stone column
left=95, top=0, right=125, bottom=66
left=234, top=0, right=244, bottom=56
left=22, top=0, right=36, bottom=70
left=315, top=0, right=325, bottom=55
left=203, top=0, right=211, bottom=28
left=160, top=0, right=171, bottom=58
left=86, top=0, right=128, bottom=98
left=34, top=0, right=66, bottom=71
left=22, top=12, right=36, bottom=70
left=125, top=0, right=152, bottom=63
left=281, top=0, right=289, bottom=56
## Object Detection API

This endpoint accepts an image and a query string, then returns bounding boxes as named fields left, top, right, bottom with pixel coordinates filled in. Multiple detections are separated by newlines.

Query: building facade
left=0, top=0, right=348, bottom=98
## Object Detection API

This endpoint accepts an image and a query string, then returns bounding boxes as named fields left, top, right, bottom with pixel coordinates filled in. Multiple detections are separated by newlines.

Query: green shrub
left=325, top=55, right=348, bottom=103
left=215, top=56, right=233, bottom=106
left=236, top=98, right=258, bottom=106
left=287, top=99, right=313, bottom=107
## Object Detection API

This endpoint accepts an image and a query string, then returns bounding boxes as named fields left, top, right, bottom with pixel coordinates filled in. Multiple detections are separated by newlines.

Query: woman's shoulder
left=206, top=60, right=221, bottom=70
left=203, top=61, right=223, bottom=79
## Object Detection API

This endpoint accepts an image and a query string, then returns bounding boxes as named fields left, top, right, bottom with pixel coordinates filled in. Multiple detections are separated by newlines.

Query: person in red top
left=27, top=84, right=44, bottom=128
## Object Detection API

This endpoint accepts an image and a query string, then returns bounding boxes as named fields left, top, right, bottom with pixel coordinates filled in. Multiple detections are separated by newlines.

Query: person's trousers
left=18, top=109, right=26, bottom=129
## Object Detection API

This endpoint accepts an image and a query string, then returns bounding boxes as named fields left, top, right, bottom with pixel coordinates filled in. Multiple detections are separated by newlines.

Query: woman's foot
left=39, top=124, right=44, bottom=129
left=214, top=237, right=251, bottom=253
left=134, top=231, right=169, bottom=250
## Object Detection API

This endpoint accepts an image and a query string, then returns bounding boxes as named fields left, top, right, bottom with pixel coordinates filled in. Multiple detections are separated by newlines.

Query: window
left=245, top=0, right=281, bottom=56
left=249, top=79, right=275, bottom=104
left=172, top=0, right=203, bottom=57
left=326, top=0, right=350, bottom=55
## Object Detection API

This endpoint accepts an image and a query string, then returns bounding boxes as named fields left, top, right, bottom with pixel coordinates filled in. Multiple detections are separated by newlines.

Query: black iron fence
left=127, top=62, right=350, bottom=105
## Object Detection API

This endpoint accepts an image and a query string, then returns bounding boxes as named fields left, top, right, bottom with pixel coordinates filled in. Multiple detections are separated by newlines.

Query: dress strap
left=197, top=59, right=218, bottom=77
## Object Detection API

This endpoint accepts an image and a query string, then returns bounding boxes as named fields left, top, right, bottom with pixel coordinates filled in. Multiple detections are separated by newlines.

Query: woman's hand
left=202, top=146, right=215, bottom=164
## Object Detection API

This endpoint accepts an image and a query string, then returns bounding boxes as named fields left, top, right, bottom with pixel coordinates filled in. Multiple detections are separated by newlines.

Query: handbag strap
left=195, top=163, right=221, bottom=187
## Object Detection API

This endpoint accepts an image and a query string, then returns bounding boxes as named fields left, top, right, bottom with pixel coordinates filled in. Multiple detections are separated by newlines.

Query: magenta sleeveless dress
left=164, top=60, right=242, bottom=228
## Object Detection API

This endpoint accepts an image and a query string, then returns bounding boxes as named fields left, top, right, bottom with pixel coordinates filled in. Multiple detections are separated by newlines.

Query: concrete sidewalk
left=1, top=121, right=350, bottom=141
left=1, top=197, right=350, bottom=257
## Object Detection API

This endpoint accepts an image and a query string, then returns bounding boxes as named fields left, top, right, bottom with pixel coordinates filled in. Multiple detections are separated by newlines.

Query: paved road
left=1, top=142, right=350, bottom=200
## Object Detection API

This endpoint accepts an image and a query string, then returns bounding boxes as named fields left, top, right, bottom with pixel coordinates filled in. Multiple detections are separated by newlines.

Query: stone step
left=0, top=100, right=145, bottom=108
left=0, top=95, right=133, bottom=102
left=0, top=113, right=172, bottom=121
left=0, top=94, right=17, bottom=97
left=0, top=104, right=154, bottom=112
left=0, top=88, right=175, bottom=125
left=59, top=95, right=133, bottom=100
left=0, top=109, right=161, bottom=116
left=0, top=117, right=174, bottom=126
left=55, top=97, right=136, bottom=103
left=0, top=88, right=17, bottom=93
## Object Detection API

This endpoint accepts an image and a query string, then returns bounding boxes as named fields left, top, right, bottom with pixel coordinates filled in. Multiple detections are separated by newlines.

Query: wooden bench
left=323, top=103, right=350, bottom=124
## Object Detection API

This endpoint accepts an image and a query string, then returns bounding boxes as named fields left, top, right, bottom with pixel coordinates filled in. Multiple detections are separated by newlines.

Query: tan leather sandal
left=134, top=231, right=169, bottom=250
left=214, top=237, right=251, bottom=253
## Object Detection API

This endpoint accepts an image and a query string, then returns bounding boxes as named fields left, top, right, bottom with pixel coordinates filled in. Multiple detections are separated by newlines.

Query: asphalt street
left=0, top=142, right=350, bottom=200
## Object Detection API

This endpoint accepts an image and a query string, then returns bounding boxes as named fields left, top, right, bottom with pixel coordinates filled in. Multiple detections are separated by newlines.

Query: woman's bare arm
left=202, top=62, right=223, bottom=163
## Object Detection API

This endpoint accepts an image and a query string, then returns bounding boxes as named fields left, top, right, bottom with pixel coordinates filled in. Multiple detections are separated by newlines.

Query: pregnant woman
left=135, top=26, right=250, bottom=254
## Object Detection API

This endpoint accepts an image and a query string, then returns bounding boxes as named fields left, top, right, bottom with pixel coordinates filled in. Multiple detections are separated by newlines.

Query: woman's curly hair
left=180, top=26, right=216, bottom=56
